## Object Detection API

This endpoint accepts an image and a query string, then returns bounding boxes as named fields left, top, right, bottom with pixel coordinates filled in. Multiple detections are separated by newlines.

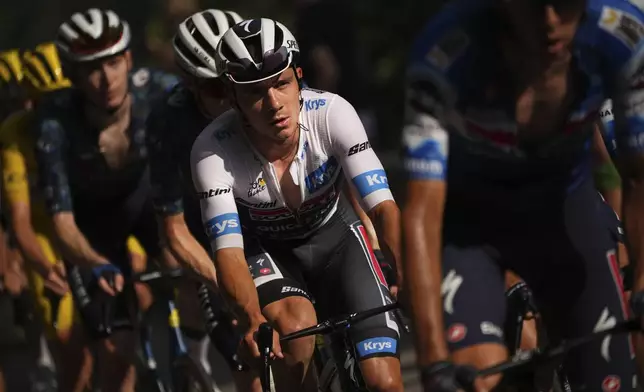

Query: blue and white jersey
left=191, top=88, right=393, bottom=250
left=402, top=0, right=644, bottom=190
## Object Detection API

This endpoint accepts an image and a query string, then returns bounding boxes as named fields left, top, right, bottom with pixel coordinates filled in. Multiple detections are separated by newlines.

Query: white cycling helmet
left=173, top=9, right=243, bottom=78
left=216, top=18, right=300, bottom=84
left=56, top=8, right=131, bottom=62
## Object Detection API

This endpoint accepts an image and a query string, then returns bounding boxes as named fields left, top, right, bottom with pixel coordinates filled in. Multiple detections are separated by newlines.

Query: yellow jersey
left=0, top=109, right=146, bottom=337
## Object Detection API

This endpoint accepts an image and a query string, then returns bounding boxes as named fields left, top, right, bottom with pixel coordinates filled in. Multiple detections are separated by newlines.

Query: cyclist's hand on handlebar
left=374, top=249, right=401, bottom=299
left=92, top=264, right=123, bottom=296
left=44, top=263, right=69, bottom=296
left=421, top=361, right=487, bottom=392
left=246, top=317, right=283, bottom=360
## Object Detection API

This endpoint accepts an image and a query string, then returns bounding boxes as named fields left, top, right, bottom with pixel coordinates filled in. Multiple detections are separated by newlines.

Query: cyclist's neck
left=83, top=93, right=132, bottom=130
left=244, top=124, right=301, bottom=164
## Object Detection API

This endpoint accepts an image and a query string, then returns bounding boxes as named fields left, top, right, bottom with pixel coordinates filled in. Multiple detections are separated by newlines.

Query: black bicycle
left=504, top=281, right=570, bottom=392
left=256, top=302, right=408, bottom=392
left=65, top=267, right=214, bottom=392
left=476, top=318, right=640, bottom=391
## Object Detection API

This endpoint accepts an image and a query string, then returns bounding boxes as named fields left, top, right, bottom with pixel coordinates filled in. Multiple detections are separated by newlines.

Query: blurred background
left=0, top=0, right=445, bottom=157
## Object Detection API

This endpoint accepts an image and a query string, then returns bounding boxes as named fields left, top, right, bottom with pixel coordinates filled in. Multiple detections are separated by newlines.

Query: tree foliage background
left=0, top=0, right=445, bottom=149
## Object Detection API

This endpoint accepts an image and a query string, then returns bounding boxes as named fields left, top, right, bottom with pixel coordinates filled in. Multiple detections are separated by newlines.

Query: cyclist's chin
left=96, top=93, right=127, bottom=112
left=271, top=123, right=297, bottom=142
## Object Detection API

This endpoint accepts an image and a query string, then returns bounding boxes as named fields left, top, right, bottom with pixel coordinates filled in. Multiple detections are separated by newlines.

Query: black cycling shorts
left=244, top=203, right=400, bottom=361
left=441, top=176, right=636, bottom=391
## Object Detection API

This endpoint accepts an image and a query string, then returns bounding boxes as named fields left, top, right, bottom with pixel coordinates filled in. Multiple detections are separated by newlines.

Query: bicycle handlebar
left=280, top=302, right=401, bottom=342
left=256, top=302, right=403, bottom=392
left=98, top=268, right=184, bottom=336
left=129, top=268, right=183, bottom=284
left=477, top=318, right=641, bottom=378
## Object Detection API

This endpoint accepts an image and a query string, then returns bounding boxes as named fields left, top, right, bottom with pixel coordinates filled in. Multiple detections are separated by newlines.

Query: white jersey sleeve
left=326, top=95, right=394, bottom=211
left=190, top=124, right=243, bottom=251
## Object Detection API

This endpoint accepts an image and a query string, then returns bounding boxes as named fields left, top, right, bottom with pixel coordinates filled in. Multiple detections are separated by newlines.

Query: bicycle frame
left=257, top=302, right=404, bottom=392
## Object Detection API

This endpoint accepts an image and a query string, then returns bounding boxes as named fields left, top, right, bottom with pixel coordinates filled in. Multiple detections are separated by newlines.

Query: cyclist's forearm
left=53, top=213, right=108, bottom=267
left=403, top=207, right=448, bottom=365
left=370, top=200, right=402, bottom=279
left=346, top=180, right=380, bottom=249
left=215, top=248, right=263, bottom=323
left=12, top=217, right=53, bottom=277
left=167, top=225, right=218, bottom=287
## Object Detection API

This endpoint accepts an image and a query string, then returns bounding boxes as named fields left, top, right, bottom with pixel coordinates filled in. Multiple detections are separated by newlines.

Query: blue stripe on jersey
left=205, top=213, right=241, bottom=240
left=403, top=139, right=447, bottom=180
left=353, top=169, right=390, bottom=198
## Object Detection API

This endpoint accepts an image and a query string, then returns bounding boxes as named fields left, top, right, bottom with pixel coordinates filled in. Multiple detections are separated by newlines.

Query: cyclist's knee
left=266, top=296, right=316, bottom=333
left=360, top=356, right=403, bottom=392
left=452, top=343, right=508, bottom=390
left=264, top=296, right=316, bottom=359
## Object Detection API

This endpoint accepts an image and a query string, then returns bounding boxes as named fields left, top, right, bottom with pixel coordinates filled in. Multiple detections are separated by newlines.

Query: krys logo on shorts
left=356, top=337, right=397, bottom=357
left=248, top=177, right=267, bottom=197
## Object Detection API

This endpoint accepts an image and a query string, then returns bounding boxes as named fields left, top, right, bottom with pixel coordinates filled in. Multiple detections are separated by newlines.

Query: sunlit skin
left=405, top=2, right=589, bottom=391
left=233, top=67, right=303, bottom=152
left=75, top=51, right=132, bottom=111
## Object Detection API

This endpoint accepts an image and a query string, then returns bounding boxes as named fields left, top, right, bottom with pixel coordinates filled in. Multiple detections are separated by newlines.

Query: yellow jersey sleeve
left=126, top=235, right=146, bottom=257
left=0, top=110, right=32, bottom=206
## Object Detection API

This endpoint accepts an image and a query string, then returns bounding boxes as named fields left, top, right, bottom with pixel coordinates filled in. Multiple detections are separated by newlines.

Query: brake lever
left=257, top=323, right=274, bottom=392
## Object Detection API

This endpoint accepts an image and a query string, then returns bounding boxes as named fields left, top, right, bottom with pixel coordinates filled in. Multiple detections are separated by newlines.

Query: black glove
left=374, top=249, right=397, bottom=286
left=420, top=361, right=478, bottom=392
left=630, top=291, right=644, bottom=317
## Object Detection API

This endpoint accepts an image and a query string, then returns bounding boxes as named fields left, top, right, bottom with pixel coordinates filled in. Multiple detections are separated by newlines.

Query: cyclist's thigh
left=440, top=240, right=507, bottom=353
left=308, top=220, right=400, bottom=361
left=245, top=238, right=313, bottom=310
left=529, top=181, right=636, bottom=391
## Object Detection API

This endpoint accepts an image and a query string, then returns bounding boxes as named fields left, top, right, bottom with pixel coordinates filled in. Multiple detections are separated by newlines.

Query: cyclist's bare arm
left=592, top=125, right=622, bottom=215
left=10, top=201, right=55, bottom=277
left=403, top=179, right=449, bottom=364
left=612, top=58, right=644, bottom=293
left=368, top=200, right=402, bottom=283
left=400, top=63, right=453, bottom=364
left=160, top=213, right=218, bottom=289
left=52, top=212, right=109, bottom=268
left=214, top=247, right=262, bottom=322
left=191, top=136, right=263, bottom=324
left=1, top=130, right=55, bottom=278
left=345, top=180, right=380, bottom=249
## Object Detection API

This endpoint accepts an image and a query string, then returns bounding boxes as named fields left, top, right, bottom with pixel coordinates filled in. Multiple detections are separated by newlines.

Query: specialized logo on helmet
left=233, top=19, right=261, bottom=38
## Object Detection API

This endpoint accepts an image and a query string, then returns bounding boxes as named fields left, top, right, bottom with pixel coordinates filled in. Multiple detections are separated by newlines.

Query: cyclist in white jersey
left=191, top=18, right=403, bottom=392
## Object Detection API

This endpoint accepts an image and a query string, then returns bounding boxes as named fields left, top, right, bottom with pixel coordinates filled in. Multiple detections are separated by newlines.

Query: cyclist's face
left=233, top=67, right=302, bottom=142
left=76, top=51, right=132, bottom=110
left=499, top=0, right=584, bottom=61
